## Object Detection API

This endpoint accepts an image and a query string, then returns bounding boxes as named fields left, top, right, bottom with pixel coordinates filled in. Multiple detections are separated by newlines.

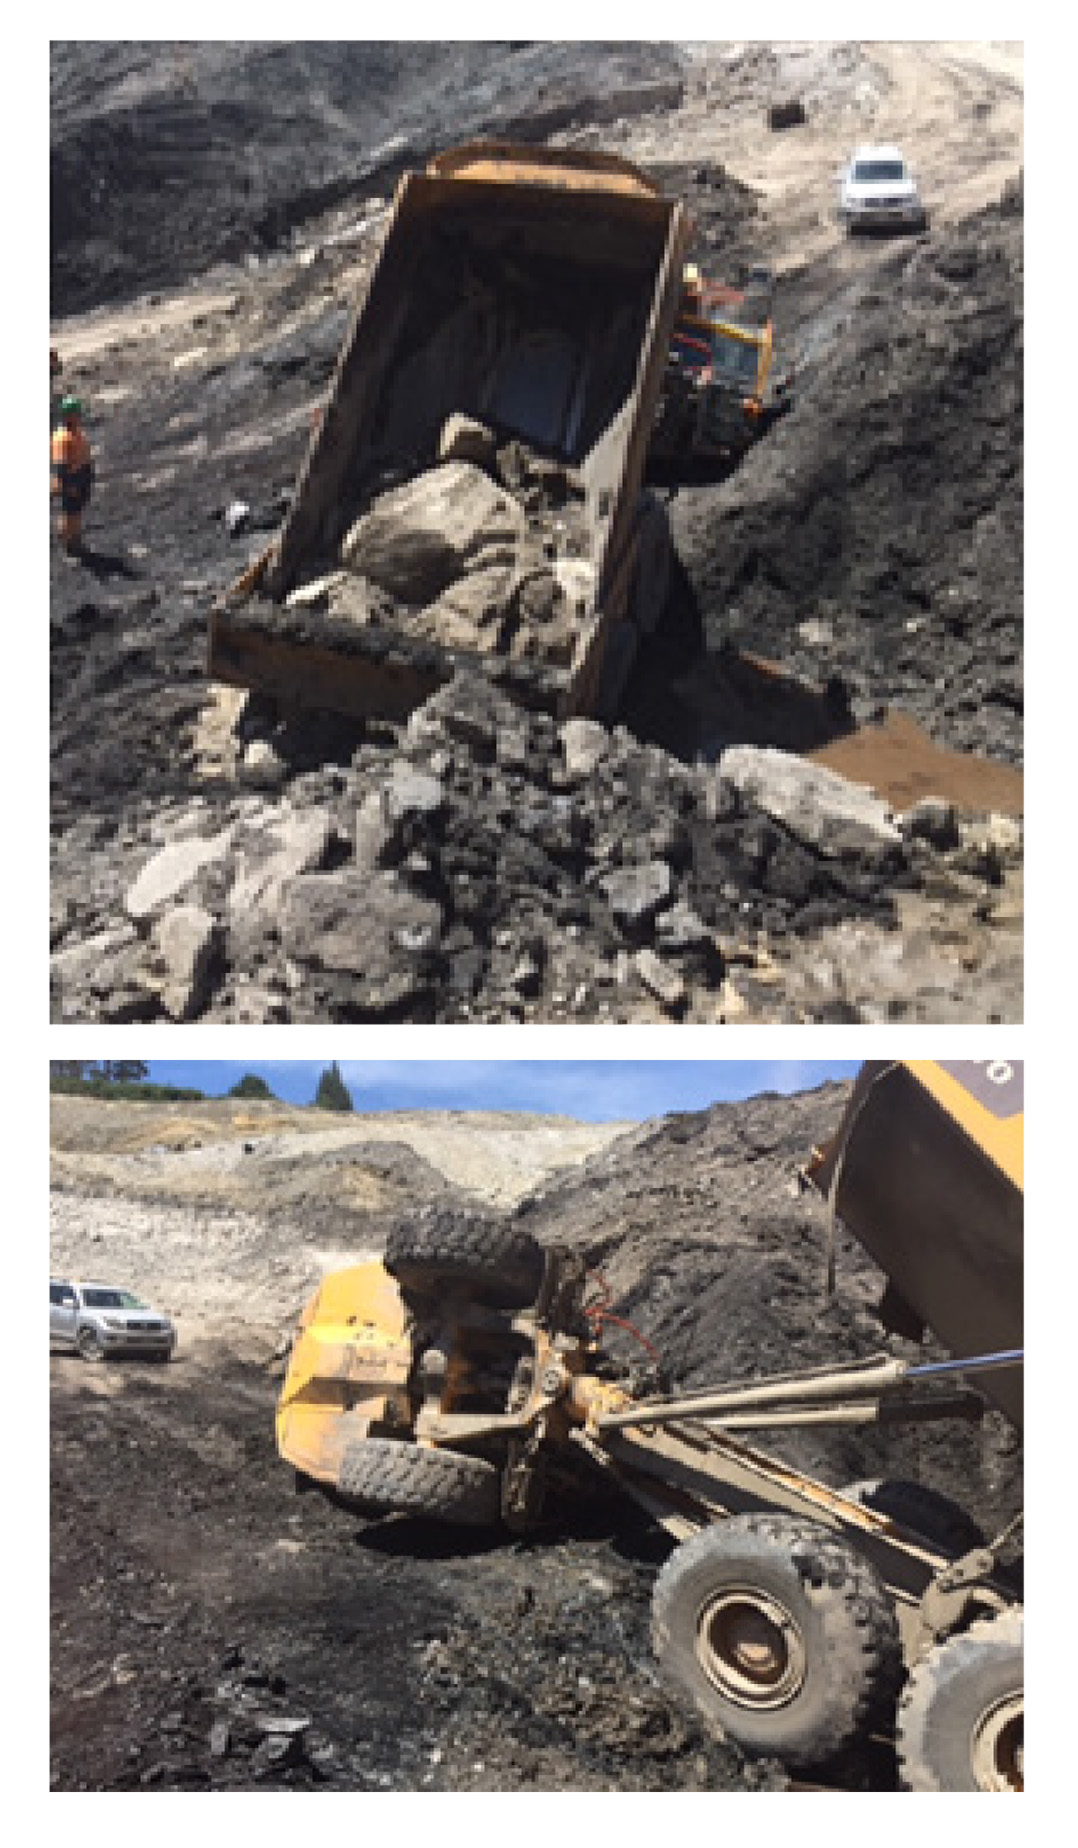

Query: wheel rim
left=695, top=1585, right=808, bottom=1710
left=971, top=1690, right=1024, bottom=1791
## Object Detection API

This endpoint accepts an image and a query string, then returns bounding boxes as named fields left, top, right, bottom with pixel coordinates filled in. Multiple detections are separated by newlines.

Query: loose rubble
left=50, top=665, right=1023, bottom=1024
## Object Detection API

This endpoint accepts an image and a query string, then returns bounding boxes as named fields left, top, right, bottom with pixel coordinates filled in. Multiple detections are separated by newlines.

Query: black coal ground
left=49, top=43, right=1022, bottom=1025
left=50, top=1356, right=789, bottom=1793
left=50, top=1084, right=1022, bottom=1792
left=51, top=42, right=689, bottom=319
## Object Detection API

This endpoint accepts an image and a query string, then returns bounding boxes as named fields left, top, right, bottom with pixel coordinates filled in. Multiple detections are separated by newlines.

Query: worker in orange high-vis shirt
left=50, top=395, right=94, bottom=556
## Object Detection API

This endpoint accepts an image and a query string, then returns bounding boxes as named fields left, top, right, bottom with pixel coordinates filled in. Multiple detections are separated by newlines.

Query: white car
left=838, top=145, right=927, bottom=233
left=50, top=1276, right=177, bottom=1362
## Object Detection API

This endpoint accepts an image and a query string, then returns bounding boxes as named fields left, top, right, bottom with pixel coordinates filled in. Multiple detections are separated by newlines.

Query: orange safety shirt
left=51, top=422, right=93, bottom=511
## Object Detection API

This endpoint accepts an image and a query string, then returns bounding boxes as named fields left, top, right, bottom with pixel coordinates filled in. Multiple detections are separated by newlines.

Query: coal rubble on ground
left=51, top=657, right=1005, bottom=1025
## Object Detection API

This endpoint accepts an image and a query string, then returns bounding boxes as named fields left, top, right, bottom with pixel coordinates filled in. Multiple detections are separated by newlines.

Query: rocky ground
left=50, top=1083, right=1023, bottom=1792
left=49, top=41, right=1024, bottom=1024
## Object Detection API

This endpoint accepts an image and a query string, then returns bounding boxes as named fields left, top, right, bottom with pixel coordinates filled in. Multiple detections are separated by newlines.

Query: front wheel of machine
left=384, top=1210, right=544, bottom=1310
left=651, top=1513, right=903, bottom=1768
left=897, top=1608, right=1023, bottom=1791
left=76, top=1326, right=106, bottom=1363
left=338, top=1437, right=501, bottom=1528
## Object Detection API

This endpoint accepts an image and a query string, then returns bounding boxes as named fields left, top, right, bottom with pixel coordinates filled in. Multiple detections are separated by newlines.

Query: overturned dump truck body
left=804, top=1059, right=1023, bottom=1428
left=210, top=144, right=692, bottom=723
left=277, top=1061, right=1023, bottom=1788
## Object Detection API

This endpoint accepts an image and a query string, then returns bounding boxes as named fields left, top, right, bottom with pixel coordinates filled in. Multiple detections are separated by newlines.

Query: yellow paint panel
left=903, top=1061, right=1023, bottom=1190
left=299, top=1261, right=407, bottom=1336
left=427, top=141, right=660, bottom=198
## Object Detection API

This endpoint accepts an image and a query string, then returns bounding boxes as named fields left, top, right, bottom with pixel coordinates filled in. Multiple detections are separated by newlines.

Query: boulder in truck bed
left=208, top=142, right=692, bottom=723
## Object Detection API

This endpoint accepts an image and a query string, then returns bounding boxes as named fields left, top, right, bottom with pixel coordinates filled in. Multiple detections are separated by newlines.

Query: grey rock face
left=898, top=796, right=960, bottom=851
left=151, top=904, right=220, bottom=1020
left=340, top=461, right=524, bottom=604
left=718, top=746, right=904, bottom=862
left=438, top=413, right=498, bottom=471
left=600, top=861, right=674, bottom=934
left=633, top=947, right=687, bottom=1014
left=228, top=810, right=332, bottom=922
left=280, top=870, right=443, bottom=1017
left=125, top=827, right=237, bottom=926
left=560, top=717, right=609, bottom=780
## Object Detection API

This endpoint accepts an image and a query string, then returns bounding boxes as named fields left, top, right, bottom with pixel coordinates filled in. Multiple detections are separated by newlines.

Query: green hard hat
left=60, top=394, right=82, bottom=416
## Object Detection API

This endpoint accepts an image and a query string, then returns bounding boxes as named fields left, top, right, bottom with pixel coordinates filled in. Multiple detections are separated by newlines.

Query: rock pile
left=292, top=429, right=594, bottom=670
left=51, top=667, right=1018, bottom=1024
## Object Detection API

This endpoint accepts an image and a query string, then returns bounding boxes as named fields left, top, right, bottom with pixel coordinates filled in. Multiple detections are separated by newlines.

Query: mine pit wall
left=255, top=159, right=690, bottom=706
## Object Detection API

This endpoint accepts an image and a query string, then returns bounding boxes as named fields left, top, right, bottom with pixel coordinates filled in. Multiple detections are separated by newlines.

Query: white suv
left=839, top=145, right=927, bottom=233
left=50, top=1277, right=177, bottom=1362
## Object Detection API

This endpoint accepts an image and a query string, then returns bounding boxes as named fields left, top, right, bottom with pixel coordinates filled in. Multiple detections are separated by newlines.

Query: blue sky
left=144, top=1060, right=859, bottom=1121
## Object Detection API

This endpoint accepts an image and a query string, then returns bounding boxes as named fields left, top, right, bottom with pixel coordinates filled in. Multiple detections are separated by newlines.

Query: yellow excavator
left=276, top=1060, right=1023, bottom=1790
left=651, top=261, right=794, bottom=464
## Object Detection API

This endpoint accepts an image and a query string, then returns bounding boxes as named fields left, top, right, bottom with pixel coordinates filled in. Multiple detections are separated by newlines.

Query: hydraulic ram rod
left=594, top=1348, right=1023, bottom=1434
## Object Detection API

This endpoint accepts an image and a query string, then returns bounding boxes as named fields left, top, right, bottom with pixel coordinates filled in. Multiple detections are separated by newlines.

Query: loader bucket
left=209, top=142, right=692, bottom=722
left=806, top=1061, right=1023, bottom=1427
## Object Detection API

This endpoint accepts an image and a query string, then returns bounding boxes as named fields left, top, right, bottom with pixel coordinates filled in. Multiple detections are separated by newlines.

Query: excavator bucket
left=806, top=1061, right=1023, bottom=1427
left=209, top=142, right=692, bottom=723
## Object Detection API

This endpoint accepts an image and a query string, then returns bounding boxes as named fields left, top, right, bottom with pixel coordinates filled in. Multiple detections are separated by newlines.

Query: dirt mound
left=49, top=1095, right=631, bottom=1314
left=669, top=184, right=1023, bottom=766
left=518, top=1083, right=1021, bottom=1534
left=51, top=41, right=687, bottom=316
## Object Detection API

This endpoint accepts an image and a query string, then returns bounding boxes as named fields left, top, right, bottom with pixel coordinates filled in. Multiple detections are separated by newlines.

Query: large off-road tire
left=338, top=1437, right=501, bottom=1528
left=76, top=1325, right=106, bottom=1362
left=897, top=1608, right=1023, bottom=1791
left=651, top=1513, right=903, bottom=1768
left=384, top=1210, right=544, bottom=1309
left=844, top=1478, right=985, bottom=1556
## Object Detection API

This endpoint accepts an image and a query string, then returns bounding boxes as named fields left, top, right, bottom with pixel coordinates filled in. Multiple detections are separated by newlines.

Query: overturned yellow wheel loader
left=210, top=143, right=692, bottom=725
left=276, top=1061, right=1023, bottom=1789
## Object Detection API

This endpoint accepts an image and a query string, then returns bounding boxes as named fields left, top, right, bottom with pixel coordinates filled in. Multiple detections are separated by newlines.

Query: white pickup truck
left=49, top=1277, right=177, bottom=1362
left=839, top=145, right=928, bottom=233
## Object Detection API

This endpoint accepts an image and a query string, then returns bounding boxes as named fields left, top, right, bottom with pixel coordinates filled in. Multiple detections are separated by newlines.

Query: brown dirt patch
left=812, top=711, right=1024, bottom=817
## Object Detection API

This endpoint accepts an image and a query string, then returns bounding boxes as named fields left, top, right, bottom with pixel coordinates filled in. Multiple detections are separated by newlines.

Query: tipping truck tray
left=804, top=1060, right=1023, bottom=1429
left=209, top=143, right=692, bottom=724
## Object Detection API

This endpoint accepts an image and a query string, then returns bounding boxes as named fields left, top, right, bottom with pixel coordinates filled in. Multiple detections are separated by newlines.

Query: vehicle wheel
left=651, top=1513, right=903, bottom=1767
left=76, top=1326, right=106, bottom=1363
left=384, top=1209, right=544, bottom=1309
left=897, top=1608, right=1023, bottom=1791
left=844, top=1478, right=985, bottom=1555
left=338, top=1437, right=501, bottom=1528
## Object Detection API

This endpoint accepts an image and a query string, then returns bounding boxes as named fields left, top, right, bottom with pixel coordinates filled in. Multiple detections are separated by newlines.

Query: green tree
left=229, top=1073, right=276, bottom=1101
left=313, top=1061, right=353, bottom=1113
